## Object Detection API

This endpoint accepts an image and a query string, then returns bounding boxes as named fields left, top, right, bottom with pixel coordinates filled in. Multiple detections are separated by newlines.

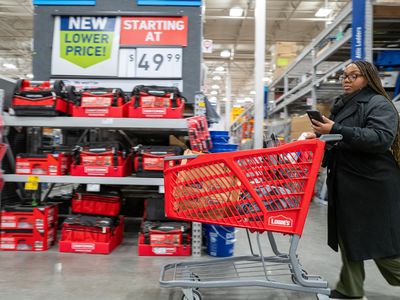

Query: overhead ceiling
left=0, top=0, right=350, bottom=102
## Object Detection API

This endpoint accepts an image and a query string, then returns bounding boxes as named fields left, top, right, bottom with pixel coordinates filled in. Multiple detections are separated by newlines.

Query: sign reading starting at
left=120, top=16, right=188, bottom=46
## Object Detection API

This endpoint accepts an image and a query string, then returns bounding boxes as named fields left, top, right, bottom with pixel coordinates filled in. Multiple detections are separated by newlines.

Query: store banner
left=51, top=16, right=120, bottom=76
left=351, top=0, right=365, bottom=61
left=120, top=16, right=188, bottom=46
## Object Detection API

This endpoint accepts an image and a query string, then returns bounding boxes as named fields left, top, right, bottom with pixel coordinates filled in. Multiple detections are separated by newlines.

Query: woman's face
left=341, top=64, right=368, bottom=94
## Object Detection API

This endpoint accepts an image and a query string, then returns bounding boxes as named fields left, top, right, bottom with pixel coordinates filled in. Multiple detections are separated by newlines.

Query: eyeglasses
left=339, top=73, right=363, bottom=82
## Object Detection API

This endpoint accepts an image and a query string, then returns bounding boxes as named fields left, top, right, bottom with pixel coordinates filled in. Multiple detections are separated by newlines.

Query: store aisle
left=0, top=202, right=398, bottom=300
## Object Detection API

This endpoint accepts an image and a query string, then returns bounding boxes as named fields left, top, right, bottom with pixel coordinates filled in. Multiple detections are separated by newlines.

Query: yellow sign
left=231, top=107, right=244, bottom=123
left=24, top=176, right=40, bottom=191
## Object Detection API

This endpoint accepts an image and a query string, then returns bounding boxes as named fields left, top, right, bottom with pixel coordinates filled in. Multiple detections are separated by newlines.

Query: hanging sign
left=51, top=16, right=120, bottom=76
left=351, top=0, right=366, bottom=61
left=120, top=16, right=188, bottom=46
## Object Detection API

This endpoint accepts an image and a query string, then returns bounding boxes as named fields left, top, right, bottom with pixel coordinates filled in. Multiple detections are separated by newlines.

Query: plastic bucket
left=203, top=224, right=236, bottom=257
left=209, top=143, right=238, bottom=153
left=210, top=131, right=230, bottom=144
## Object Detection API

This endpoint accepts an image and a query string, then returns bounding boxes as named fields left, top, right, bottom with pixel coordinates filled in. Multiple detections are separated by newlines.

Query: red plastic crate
left=70, top=155, right=132, bottom=177
left=127, top=102, right=184, bottom=118
left=0, top=204, right=58, bottom=231
left=72, top=194, right=121, bottom=217
left=59, top=217, right=124, bottom=254
left=16, top=153, right=71, bottom=176
left=138, top=233, right=191, bottom=256
left=0, top=226, right=57, bottom=251
left=71, top=102, right=130, bottom=118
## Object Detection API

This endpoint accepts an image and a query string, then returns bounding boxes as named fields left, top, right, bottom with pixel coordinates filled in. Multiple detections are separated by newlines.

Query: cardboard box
left=374, top=5, right=400, bottom=18
left=316, top=103, right=332, bottom=118
left=275, top=42, right=298, bottom=55
left=290, top=114, right=313, bottom=140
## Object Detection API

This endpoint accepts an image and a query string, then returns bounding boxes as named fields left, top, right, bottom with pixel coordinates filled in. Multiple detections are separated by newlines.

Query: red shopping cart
left=160, top=136, right=341, bottom=300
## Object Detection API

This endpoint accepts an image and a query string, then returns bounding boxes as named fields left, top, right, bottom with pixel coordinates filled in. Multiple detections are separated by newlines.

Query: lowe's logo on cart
left=268, top=215, right=293, bottom=227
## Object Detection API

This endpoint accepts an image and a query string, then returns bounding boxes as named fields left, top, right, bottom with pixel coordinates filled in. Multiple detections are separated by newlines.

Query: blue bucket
left=210, top=143, right=238, bottom=153
left=203, top=224, right=236, bottom=257
left=210, top=131, right=230, bottom=144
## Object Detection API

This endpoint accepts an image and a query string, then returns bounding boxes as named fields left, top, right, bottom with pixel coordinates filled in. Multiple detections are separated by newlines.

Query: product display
left=15, top=152, right=71, bottom=176
left=186, top=116, right=212, bottom=152
left=11, top=80, right=70, bottom=116
left=128, top=85, right=185, bottom=118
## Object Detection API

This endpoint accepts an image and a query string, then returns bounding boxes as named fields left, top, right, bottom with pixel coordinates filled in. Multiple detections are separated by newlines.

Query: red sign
left=120, top=16, right=188, bottom=46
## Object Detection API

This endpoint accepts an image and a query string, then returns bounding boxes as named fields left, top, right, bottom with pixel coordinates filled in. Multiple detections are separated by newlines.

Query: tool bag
left=128, top=85, right=185, bottom=118
left=11, top=80, right=70, bottom=116
left=142, top=220, right=191, bottom=245
left=73, top=142, right=128, bottom=167
left=61, top=215, right=119, bottom=243
left=76, top=88, right=127, bottom=107
left=72, top=185, right=122, bottom=217
left=15, top=152, right=71, bottom=176
left=133, top=145, right=183, bottom=177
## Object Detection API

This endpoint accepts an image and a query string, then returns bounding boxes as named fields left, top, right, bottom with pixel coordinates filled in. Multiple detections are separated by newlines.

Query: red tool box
left=72, top=185, right=121, bottom=217
left=15, top=152, right=71, bottom=176
left=0, top=203, right=58, bottom=231
left=70, top=143, right=132, bottom=177
left=71, top=88, right=129, bottom=118
left=128, top=85, right=185, bottom=118
left=0, top=204, right=58, bottom=251
left=11, top=80, right=70, bottom=116
left=59, top=215, right=124, bottom=254
left=133, top=145, right=183, bottom=177
left=138, top=222, right=191, bottom=256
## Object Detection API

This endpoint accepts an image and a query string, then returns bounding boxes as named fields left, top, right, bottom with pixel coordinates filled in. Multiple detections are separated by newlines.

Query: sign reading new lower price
left=51, top=16, right=120, bottom=76
left=120, top=16, right=188, bottom=46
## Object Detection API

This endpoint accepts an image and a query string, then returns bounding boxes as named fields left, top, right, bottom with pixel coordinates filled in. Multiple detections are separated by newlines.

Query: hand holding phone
left=306, top=110, right=325, bottom=123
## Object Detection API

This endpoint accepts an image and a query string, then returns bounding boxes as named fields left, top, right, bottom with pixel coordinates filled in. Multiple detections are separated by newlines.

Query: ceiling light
left=250, top=91, right=256, bottom=95
left=263, top=77, right=271, bottom=82
left=220, top=50, right=231, bottom=58
left=3, top=63, right=17, bottom=69
left=212, top=75, right=221, bottom=81
left=229, top=6, right=244, bottom=17
left=315, top=7, right=332, bottom=17
left=215, top=66, right=225, bottom=72
left=211, top=84, right=220, bottom=90
left=210, top=90, right=218, bottom=95
left=245, top=97, right=254, bottom=102
left=26, top=73, right=34, bottom=79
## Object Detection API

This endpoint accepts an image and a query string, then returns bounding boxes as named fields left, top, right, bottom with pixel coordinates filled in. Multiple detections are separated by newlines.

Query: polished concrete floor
left=0, top=202, right=399, bottom=300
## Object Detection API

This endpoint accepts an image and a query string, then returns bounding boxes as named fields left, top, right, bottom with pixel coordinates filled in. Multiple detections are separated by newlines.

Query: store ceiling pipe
left=254, top=0, right=266, bottom=149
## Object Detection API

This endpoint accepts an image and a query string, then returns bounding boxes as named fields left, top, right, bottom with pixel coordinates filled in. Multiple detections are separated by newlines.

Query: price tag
left=25, top=176, right=39, bottom=190
left=101, top=118, right=114, bottom=125
left=87, top=184, right=101, bottom=192
left=136, top=48, right=182, bottom=78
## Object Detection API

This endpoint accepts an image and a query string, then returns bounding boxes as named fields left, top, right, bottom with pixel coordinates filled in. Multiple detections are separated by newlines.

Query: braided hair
left=351, top=60, right=400, bottom=167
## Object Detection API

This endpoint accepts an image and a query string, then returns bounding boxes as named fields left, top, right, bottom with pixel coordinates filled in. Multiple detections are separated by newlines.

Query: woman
left=308, top=60, right=400, bottom=300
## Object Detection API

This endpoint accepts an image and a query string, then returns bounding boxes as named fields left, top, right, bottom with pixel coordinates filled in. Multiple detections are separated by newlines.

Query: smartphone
left=306, top=110, right=325, bottom=123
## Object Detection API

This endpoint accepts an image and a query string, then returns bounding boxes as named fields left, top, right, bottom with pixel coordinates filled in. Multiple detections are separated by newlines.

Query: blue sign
left=351, top=0, right=366, bottom=61
left=33, top=0, right=95, bottom=5
left=137, top=0, right=201, bottom=6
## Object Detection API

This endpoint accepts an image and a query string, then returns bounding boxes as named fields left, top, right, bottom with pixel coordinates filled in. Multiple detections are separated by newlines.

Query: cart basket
left=164, top=139, right=326, bottom=236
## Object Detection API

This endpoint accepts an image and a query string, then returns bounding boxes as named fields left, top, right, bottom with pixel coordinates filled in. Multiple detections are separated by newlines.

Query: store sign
left=351, top=0, right=365, bottom=61
left=33, top=0, right=96, bottom=5
left=51, top=16, right=120, bottom=76
left=120, top=16, right=188, bottom=46
left=137, top=0, right=201, bottom=6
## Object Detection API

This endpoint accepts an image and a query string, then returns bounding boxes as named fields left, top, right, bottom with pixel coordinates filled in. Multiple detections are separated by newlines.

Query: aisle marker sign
left=351, top=0, right=365, bottom=61
left=60, top=16, right=115, bottom=68
left=120, top=16, right=188, bottom=46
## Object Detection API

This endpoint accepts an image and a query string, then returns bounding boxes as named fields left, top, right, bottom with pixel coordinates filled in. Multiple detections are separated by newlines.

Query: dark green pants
left=336, top=237, right=400, bottom=297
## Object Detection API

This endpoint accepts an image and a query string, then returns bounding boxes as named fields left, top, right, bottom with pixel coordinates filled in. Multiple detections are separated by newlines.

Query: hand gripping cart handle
left=160, top=135, right=342, bottom=300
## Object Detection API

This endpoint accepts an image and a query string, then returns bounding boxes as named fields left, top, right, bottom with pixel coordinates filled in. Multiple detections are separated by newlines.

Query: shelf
left=3, top=174, right=164, bottom=186
left=3, top=114, right=188, bottom=131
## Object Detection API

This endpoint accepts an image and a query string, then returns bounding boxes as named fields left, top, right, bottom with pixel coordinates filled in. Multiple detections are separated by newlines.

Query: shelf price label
left=135, top=48, right=182, bottom=78
left=25, top=176, right=40, bottom=191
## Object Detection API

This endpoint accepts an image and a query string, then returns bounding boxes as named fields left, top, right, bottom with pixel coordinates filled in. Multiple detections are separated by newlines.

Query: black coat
left=326, top=86, right=400, bottom=261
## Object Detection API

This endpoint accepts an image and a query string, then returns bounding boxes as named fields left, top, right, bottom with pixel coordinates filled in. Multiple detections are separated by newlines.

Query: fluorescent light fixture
left=211, top=84, right=220, bottom=90
left=212, top=75, right=222, bottom=81
left=3, top=63, right=17, bottom=69
left=244, top=97, right=254, bottom=102
left=210, top=90, right=218, bottom=95
left=229, top=6, right=243, bottom=17
left=26, top=73, right=33, bottom=79
left=220, top=50, right=231, bottom=58
left=215, top=66, right=225, bottom=72
left=315, top=7, right=332, bottom=17
left=250, top=90, right=256, bottom=95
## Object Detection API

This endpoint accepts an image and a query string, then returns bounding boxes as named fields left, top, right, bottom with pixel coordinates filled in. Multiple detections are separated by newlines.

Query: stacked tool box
left=138, top=195, right=191, bottom=256
left=59, top=185, right=124, bottom=254
left=0, top=203, right=58, bottom=251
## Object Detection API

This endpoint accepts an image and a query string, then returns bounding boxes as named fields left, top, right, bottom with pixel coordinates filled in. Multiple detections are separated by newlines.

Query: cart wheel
left=190, top=273, right=201, bottom=290
left=181, top=290, right=201, bottom=300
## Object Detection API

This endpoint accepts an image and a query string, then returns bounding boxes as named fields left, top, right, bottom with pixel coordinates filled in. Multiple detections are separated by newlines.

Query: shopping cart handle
left=319, top=134, right=343, bottom=142
left=164, top=154, right=200, bottom=161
